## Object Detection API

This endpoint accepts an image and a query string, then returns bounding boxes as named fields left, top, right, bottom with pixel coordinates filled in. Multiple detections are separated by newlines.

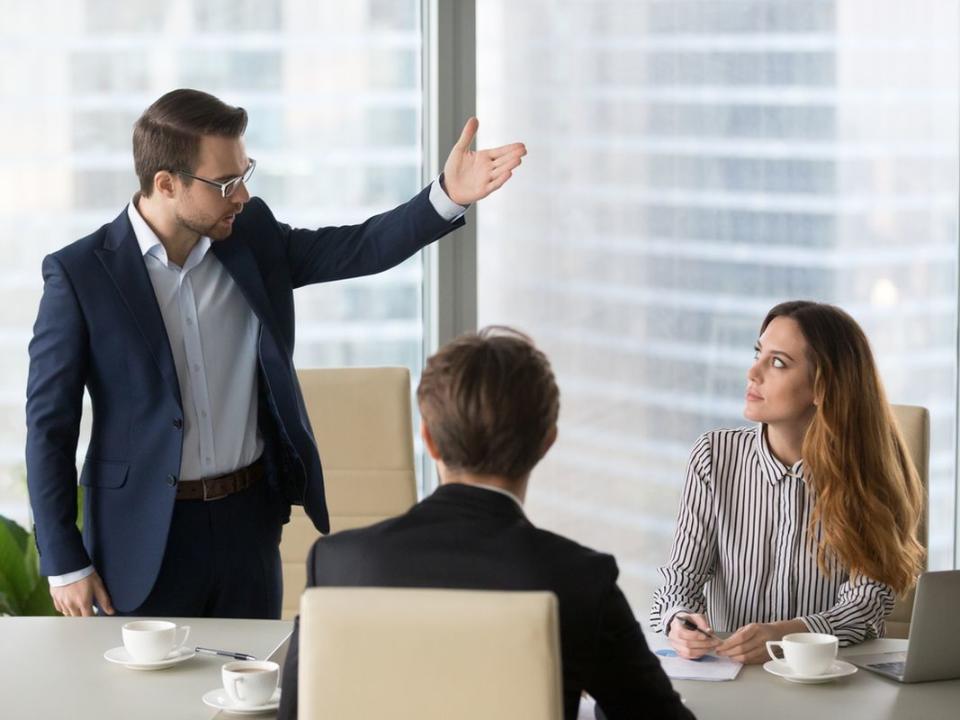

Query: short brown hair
left=133, top=88, right=248, bottom=196
left=417, top=326, right=560, bottom=480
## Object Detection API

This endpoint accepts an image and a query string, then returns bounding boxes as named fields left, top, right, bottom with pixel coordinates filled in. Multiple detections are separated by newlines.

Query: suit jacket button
left=173, top=418, right=183, bottom=429
left=167, top=474, right=178, bottom=487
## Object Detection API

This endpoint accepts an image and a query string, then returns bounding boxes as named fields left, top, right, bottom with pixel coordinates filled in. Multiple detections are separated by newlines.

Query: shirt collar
left=753, top=424, right=805, bottom=485
left=464, top=482, right=525, bottom=512
left=127, top=194, right=212, bottom=270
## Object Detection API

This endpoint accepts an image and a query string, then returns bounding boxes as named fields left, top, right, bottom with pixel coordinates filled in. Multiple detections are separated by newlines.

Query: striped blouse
left=650, top=426, right=895, bottom=646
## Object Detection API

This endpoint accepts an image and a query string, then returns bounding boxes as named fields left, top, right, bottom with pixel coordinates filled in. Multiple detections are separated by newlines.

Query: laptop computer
left=266, top=629, right=292, bottom=677
left=850, top=570, right=960, bottom=682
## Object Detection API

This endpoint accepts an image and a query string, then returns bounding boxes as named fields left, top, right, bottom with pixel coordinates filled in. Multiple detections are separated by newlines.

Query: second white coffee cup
left=121, top=620, right=190, bottom=663
left=222, top=660, right=279, bottom=708
left=766, top=632, right=838, bottom=676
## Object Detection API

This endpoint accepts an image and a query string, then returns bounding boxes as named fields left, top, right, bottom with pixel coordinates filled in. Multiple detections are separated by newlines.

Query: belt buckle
left=201, top=478, right=229, bottom=502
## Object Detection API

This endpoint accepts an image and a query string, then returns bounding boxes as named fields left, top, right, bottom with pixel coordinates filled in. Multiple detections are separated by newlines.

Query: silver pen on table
left=195, top=646, right=257, bottom=661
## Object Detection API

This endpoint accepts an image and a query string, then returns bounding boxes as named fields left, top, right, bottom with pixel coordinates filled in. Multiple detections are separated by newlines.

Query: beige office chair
left=885, top=404, right=930, bottom=639
left=278, top=367, right=418, bottom=619
left=298, top=587, right=563, bottom=720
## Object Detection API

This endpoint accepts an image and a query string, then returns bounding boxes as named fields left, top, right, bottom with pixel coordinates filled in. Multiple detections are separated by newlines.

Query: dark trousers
left=120, top=478, right=283, bottom=619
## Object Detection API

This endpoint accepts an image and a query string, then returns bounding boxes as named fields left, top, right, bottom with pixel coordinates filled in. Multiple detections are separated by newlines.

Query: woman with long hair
left=650, top=300, right=925, bottom=664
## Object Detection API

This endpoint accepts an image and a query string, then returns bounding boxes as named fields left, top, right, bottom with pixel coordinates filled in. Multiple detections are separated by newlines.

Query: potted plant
left=0, top=515, right=57, bottom=616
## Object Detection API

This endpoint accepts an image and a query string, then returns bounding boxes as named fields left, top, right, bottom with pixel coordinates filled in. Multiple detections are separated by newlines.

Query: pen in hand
left=677, top=615, right=719, bottom=642
left=195, top=647, right=257, bottom=661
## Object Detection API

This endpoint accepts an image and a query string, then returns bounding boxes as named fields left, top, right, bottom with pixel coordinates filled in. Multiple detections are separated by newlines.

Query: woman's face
left=744, top=316, right=817, bottom=428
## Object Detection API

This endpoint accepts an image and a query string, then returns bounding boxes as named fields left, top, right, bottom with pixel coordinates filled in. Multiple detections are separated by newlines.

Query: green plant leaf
left=0, top=519, right=29, bottom=612
left=0, top=515, right=28, bottom=555
left=0, top=572, right=18, bottom=614
left=23, top=532, right=42, bottom=593
left=0, top=589, right=15, bottom=616
left=22, top=576, right=57, bottom=616
left=22, top=532, right=57, bottom=615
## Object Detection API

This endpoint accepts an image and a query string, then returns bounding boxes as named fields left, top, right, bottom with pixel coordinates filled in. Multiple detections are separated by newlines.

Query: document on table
left=654, top=648, right=743, bottom=681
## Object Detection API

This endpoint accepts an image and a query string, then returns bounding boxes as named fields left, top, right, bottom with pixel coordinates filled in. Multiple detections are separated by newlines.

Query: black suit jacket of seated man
left=277, top=482, right=694, bottom=720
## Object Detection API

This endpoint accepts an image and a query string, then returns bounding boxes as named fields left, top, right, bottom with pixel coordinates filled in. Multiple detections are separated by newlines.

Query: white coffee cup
left=222, top=660, right=279, bottom=708
left=766, top=632, right=838, bottom=676
left=121, top=620, right=190, bottom=663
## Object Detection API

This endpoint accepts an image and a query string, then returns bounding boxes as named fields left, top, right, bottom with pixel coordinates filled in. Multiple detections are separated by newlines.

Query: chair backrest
left=278, top=367, right=418, bottom=619
left=885, top=404, right=930, bottom=638
left=298, top=587, right=564, bottom=720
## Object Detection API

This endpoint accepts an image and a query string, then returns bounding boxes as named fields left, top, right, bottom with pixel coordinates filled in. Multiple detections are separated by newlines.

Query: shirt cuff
left=661, top=605, right=694, bottom=634
left=799, top=613, right=833, bottom=635
left=429, top=175, right=468, bottom=222
left=48, top=565, right=95, bottom=588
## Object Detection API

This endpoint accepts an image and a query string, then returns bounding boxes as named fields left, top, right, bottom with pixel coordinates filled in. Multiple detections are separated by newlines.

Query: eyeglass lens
left=224, top=162, right=256, bottom=197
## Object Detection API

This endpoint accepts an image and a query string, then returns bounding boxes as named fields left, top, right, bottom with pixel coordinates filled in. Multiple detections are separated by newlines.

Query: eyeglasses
left=177, top=158, right=256, bottom=198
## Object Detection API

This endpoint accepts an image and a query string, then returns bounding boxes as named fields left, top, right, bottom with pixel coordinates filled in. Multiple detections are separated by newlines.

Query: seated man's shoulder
left=307, top=514, right=401, bottom=557
left=527, top=525, right=620, bottom=586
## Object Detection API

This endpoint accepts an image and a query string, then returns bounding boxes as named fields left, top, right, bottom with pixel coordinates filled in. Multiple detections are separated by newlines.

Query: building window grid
left=476, top=0, right=960, bottom=610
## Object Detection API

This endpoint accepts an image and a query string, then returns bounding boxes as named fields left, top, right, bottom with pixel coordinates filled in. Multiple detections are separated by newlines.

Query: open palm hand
left=442, top=117, right=526, bottom=205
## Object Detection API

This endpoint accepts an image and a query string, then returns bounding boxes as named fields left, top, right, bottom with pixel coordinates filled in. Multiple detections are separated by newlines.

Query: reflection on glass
left=478, top=0, right=959, bottom=617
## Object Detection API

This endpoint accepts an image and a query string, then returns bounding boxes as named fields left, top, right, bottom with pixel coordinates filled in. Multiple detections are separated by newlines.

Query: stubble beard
left=175, top=211, right=232, bottom=242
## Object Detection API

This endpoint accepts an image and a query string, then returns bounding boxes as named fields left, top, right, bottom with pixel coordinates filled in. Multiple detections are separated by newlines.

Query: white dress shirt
left=650, top=425, right=896, bottom=646
left=463, top=482, right=525, bottom=511
left=49, top=179, right=466, bottom=587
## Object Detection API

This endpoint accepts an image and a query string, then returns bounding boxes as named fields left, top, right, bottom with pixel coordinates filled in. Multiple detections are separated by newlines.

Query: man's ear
left=154, top=170, right=178, bottom=199
left=420, top=420, right=441, bottom=461
left=540, top=425, right=558, bottom=458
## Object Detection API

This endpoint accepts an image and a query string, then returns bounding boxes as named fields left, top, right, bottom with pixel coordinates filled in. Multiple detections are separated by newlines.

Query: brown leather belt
left=175, top=459, right=264, bottom=501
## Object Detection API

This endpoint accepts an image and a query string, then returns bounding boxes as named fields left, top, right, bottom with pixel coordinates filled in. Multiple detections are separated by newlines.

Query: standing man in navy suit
left=25, top=88, right=525, bottom=618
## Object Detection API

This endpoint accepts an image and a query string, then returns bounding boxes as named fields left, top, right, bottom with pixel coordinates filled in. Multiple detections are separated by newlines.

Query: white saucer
left=104, top=645, right=196, bottom=670
left=763, top=658, right=858, bottom=684
left=202, top=688, right=281, bottom=715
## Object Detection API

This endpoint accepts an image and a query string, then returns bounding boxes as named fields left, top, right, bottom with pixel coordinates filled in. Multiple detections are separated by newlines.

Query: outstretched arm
left=276, top=117, right=526, bottom=288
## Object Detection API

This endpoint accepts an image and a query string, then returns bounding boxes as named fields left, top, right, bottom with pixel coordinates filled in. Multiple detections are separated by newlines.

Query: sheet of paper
left=654, top=648, right=743, bottom=681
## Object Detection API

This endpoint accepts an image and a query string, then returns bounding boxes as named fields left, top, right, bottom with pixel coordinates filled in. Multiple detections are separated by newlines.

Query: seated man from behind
left=278, top=327, right=693, bottom=720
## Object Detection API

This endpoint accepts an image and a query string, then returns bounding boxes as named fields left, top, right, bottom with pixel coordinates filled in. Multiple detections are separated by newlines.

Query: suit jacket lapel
left=94, top=209, right=182, bottom=408
left=210, top=235, right=284, bottom=354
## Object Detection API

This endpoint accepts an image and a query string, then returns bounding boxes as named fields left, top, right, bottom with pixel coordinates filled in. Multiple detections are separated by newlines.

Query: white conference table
left=4, top=617, right=959, bottom=719
left=0, top=616, right=293, bottom=720
left=578, top=635, right=960, bottom=720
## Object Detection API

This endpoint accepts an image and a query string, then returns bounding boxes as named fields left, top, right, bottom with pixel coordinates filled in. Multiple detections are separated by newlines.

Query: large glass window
left=477, top=0, right=960, bottom=616
left=0, top=0, right=423, bottom=525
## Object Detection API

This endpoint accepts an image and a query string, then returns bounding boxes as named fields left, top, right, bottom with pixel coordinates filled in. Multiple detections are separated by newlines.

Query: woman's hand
left=667, top=612, right=721, bottom=659
left=716, top=619, right=807, bottom=664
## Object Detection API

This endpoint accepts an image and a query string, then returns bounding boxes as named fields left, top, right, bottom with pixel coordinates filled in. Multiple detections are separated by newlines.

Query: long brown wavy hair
left=761, top=301, right=925, bottom=595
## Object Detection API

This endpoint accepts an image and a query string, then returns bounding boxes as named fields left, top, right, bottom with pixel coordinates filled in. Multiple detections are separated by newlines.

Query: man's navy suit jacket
left=25, top=185, right=463, bottom=612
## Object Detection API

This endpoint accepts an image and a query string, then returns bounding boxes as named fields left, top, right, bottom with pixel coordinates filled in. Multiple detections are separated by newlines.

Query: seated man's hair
left=417, top=326, right=559, bottom=480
